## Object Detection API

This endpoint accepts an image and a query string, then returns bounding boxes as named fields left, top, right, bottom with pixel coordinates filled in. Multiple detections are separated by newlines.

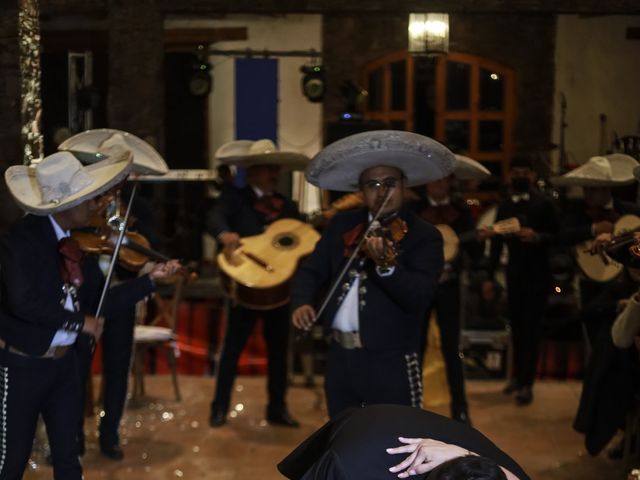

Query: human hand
left=149, top=259, right=182, bottom=281
left=590, top=232, right=612, bottom=253
left=515, top=227, right=537, bottom=242
left=82, top=315, right=105, bottom=341
left=219, top=232, right=242, bottom=251
left=292, top=305, right=316, bottom=331
left=364, top=236, right=395, bottom=266
left=387, top=437, right=471, bottom=478
left=476, top=227, right=496, bottom=241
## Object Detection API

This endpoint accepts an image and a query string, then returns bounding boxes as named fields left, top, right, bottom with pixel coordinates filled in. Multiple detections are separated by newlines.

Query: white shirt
left=331, top=214, right=396, bottom=332
left=48, top=215, right=79, bottom=347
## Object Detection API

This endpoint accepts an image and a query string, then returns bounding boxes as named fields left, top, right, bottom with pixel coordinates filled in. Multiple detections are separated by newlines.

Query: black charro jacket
left=0, top=214, right=154, bottom=356
left=291, top=207, right=443, bottom=351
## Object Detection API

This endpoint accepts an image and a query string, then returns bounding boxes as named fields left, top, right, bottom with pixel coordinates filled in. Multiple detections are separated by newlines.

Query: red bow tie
left=58, top=237, right=84, bottom=288
left=254, top=195, right=284, bottom=221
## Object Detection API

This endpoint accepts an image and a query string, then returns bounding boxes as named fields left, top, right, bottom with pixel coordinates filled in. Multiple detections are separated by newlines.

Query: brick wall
left=323, top=13, right=556, bottom=155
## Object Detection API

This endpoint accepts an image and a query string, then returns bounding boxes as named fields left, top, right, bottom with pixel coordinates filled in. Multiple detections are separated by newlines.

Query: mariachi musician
left=0, top=151, right=179, bottom=479
left=552, top=154, right=640, bottom=346
left=58, top=128, right=172, bottom=460
left=206, top=139, right=309, bottom=428
left=291, top=130, right=453, bottom=418
left=482, top=154, right=559, bottom=407
left=410, top=155, right=489, bottom=424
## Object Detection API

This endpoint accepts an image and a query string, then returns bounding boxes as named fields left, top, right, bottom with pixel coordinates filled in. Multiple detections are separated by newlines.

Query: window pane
left=481, top=160, right=502, bottom=178
left=479, top=121, right=503, bottom=151
left=390, top=60, right=406, bottom=111
left=480, top=68, right=504, bottom=111
left=446, top=62, right=470, bottom=111
left=390, top=120, right=406, bottom=131
left=444, top=120, right=470, bottom=151
left=368, top=68, right=384, bottom=112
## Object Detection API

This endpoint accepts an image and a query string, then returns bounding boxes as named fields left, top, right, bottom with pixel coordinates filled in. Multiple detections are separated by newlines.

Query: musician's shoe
left=515, top=386, right=533, bottom=406
left=209, top=409, right=227, bottom=428
left=502, top=380, right=520, bottom=395
left=100, top=443, right=124, bottom=461
left=267, top=409, right=300, bottom=428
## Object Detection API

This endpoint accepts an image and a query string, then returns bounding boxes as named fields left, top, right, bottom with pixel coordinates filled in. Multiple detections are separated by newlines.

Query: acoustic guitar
left=575, top=214, right=640, bottom=283
left=216, top=218, right=320, bottom=310
left=436, top=217, right=521, bottom=263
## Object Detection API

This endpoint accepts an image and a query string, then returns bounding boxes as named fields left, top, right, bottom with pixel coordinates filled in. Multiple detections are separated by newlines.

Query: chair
left=131, top=274, right=185, bottom=401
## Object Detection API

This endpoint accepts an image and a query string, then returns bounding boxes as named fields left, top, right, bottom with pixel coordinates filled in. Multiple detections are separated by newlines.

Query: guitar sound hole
left=273, top=233, right=298, bottom=250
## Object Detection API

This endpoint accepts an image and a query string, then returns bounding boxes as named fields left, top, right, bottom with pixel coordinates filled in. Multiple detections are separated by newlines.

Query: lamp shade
left=408, top=13, right=450, bottom=56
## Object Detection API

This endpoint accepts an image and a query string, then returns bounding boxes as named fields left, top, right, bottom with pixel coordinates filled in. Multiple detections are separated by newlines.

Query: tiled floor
left=24, top=376, right=633, bottom=480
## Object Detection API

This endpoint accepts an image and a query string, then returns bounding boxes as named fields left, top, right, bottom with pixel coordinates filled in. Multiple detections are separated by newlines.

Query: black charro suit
left=559, top=197, right=640, bottom=343
left=414, top=195, right=483, bottom=420
left=278, top=404, right=529, bottom=480
left=206, top=185, right=301, bottom=420
left=291, top=207, right=444, bottom=417
left=0, top=214, right=153, bottom=479
left=489, top=190, right=559, bottom=390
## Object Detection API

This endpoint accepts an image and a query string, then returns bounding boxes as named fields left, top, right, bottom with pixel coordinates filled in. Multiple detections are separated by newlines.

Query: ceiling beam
left=41, top=0, right=640, bottom=15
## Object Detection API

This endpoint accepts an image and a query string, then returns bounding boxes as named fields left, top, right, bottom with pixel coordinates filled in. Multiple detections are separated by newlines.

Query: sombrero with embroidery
left=550, top=154, right=639, bottom=187
left=5, top=150, right=132, bottom=215
left=215, top=139, right=310, bottom=170
left=454, top=154, right=491, bottom=181
left=59, top=128, right=168, bottom=175
left=305, top=130, right=456, bottom=192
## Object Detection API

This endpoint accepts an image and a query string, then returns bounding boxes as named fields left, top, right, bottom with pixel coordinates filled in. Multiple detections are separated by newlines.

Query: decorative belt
left=331, top=330, right=363, bottom=350
left=0, top=338, right=71, bottom=359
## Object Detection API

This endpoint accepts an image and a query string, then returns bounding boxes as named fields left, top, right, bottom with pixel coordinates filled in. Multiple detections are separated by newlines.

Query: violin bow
left=302, top=187, right=395, bottom=332
left=94, top=180, right=139, bottom=321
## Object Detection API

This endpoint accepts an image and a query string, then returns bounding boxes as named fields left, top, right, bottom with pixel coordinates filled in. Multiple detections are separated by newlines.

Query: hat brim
left=549, top=176, right=635, bottom=187
left=305, top=130, right=456, bottom=192
left=59, top=129, right=168, bottom=175
left=454, top=155, right=491, bottom=181
left=5, top=152, right=132, bottom=215
left=218, top=152, right=310, bottom=171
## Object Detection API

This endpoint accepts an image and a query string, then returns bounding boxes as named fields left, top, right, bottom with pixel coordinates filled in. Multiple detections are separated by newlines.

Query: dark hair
left=426, top=455, right=508, bottom=480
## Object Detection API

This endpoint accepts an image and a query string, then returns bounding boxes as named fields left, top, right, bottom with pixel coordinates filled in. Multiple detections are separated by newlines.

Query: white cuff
left=376, top=265, right=396, bottom=277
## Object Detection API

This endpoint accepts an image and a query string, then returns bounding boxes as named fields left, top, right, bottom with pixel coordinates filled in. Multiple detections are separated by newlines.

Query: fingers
left=292, top=305, right=316, bottom=330
left=386, top=444, right=418, bottom=454
left=389, top=449, right=418, bottom=473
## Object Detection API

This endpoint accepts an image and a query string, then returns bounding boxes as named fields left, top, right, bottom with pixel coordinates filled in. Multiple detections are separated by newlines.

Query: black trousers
left=506, top=273, right=549, bottom=388
left=0, top=346, right=82, bottom=480
left=325, top=343, right=422, bottom=418
left=76, top=307, right=135, bottom=449
left=99, top=307, right=135, bottom=446
left=211, top=303, right=290, bottom=415
left=419, top=279, right=467, bottom=415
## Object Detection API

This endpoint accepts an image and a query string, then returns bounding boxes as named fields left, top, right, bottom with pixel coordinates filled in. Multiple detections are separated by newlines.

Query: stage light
left=300, top=64, right=325, bottom=102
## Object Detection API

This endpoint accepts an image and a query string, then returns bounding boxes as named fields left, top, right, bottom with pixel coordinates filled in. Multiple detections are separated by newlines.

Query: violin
left=361, top=216, right=408, bottom=269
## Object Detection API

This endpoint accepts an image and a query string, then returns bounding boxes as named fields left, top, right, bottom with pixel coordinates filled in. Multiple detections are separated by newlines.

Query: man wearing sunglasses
left=291, top=130, right=455, bottom=417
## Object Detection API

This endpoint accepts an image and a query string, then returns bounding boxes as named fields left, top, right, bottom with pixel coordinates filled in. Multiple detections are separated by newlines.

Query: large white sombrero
left=305, top=130, right=456, bottom=192
left=454, top=155, right=491, bottom=181
left=5, top=150, right=132, bottom=215
left=550, top=154, right=638, bottom=187
left=59, top=128, right=168, bottom=175
left=215, top=139, right=310, bottom=170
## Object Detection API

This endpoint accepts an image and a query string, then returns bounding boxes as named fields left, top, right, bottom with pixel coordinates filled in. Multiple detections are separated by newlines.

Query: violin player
left=481, top=154, right=559, bottom=406
left=410, top=156, right=488, bottom=425
left=291, top=130, right=454, bottom=418
left=551, top=154, right=640, bottom=347
left=0, top=151, right=179, bottom=479
left=59, top=128, right=177, bottom=460
left=206, top=139, right=309, bottom=428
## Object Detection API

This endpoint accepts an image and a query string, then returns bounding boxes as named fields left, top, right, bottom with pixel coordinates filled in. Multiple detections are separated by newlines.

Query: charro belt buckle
left=335, top=330, right=362, bottom=349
